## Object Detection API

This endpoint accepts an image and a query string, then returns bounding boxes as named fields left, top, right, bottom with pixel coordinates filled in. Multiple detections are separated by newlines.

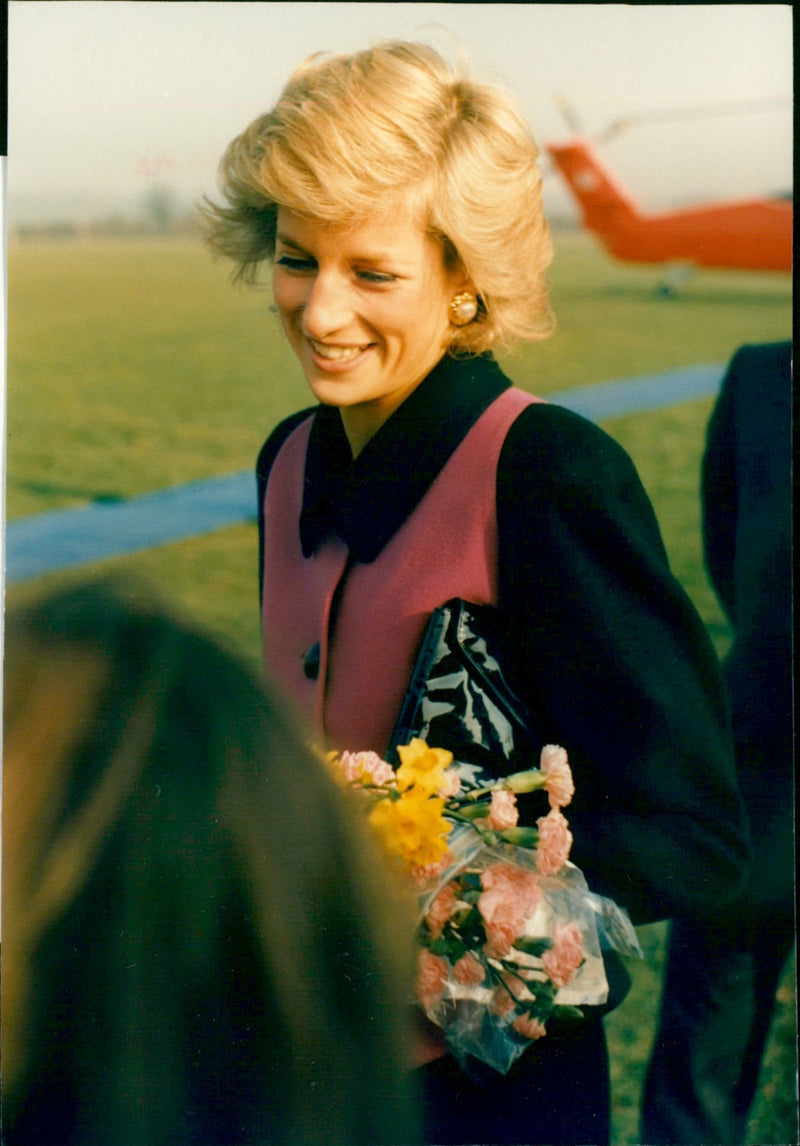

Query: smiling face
left=272, top=207, right=471, bottom=456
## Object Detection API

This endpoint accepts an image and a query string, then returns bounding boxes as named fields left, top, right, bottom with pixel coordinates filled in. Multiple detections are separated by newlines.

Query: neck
left=339, top=374, right=431, bottom=459
left=340, top=410, right=374, bottom=459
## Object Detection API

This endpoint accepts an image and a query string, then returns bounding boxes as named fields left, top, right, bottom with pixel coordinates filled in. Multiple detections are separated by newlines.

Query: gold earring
left=449, top=292, right=478, bottom=326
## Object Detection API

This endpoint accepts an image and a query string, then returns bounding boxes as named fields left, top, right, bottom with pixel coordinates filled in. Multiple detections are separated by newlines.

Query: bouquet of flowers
left=329, top=738, right=640, bottom=1074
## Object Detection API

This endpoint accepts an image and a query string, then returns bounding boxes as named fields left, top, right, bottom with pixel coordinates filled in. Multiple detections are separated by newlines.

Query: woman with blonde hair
left=2, top=576, right=421, bottom=1146
left=204, top=41, right=748, bottom=1145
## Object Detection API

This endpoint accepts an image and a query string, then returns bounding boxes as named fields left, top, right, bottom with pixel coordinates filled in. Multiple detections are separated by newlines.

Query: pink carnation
left=540, top=744, right=574, bottom=809
left=512, top=1013, right=548, bottom=1040
left=453, top=953, right=486, bottom=987
left=485, top=788, right=519, bottom=830
left=415, top=948, right=449, bottom=1010
left=437, top=769, right=462, bottom=798
left=541, top=921, right=584, bottom=987
left=425, top=883, right=457, bottom=940
left=411, top=851, right=454, bottom=889
left=492, top=986, right=517, bottom=1017
left=338, top=750, right=395, bottom=787
left=482, top=915, right=522, bottom=959
left=479, top=863, right=541, bottom=958
left=535, top=808, right=573, bottom=875
left=481, top=863, right=542, bottom=914
left=337, top=751, right=362, bottom=784
left=491, top=971, right=523, bottom=1016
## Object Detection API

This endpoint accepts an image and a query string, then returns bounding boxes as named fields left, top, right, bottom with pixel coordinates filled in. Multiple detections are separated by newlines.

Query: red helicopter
left=545, top=99, right=792, bottom=288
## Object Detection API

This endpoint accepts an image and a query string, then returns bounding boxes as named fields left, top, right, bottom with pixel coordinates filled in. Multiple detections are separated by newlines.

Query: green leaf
left=458, top=907, right=487, bottom=948
left=514, top=937, right=553, bottom=957
left=460, top=873, right=483, bottom=892
left=499, top=827, right=540, bottom=848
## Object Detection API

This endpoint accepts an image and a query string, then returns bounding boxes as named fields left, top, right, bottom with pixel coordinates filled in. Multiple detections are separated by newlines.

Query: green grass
left=6, top=238, right=309, bottom=517
left=5, top=232, right=794, bottom=1144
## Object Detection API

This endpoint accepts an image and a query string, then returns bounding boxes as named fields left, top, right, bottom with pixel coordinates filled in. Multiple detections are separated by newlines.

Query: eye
left=355, top=269, right=397, bottom=285
left=275, top=254, right=316, bottom=273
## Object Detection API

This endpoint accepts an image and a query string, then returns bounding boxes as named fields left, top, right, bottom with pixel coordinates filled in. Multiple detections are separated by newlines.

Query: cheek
left=412, top=293, right=451, bottom=349
left=271, top=272, right=304, bottom=317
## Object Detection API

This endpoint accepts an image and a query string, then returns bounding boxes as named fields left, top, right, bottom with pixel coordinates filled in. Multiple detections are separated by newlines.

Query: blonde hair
left=203, top=40, right=554, bottom=353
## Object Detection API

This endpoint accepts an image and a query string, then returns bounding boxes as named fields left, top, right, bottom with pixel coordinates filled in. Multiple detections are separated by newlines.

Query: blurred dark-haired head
left=3, top=575, right=420, bottom=1145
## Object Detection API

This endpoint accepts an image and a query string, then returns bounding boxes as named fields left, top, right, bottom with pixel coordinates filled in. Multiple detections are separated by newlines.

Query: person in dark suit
left=641, top=340, right=794, bottom=1145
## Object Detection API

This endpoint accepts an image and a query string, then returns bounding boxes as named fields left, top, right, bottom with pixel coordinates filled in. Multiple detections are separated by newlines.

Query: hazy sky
left=7, top=2, right=793, bottom=222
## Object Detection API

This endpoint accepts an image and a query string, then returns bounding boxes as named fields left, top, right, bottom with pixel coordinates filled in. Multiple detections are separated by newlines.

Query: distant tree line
left=11, top=186, right=204, bottom=241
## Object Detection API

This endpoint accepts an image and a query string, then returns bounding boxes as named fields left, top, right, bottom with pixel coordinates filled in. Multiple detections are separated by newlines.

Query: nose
left=301, top=269, right=354, bottom=339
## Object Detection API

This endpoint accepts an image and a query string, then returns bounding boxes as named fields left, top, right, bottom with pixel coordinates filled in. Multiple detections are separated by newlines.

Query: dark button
left=303, top=642, right=321, bottom=681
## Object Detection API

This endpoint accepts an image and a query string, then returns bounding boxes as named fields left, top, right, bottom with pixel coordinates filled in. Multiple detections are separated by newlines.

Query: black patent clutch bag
left=388, top=598, right=541, bottom=785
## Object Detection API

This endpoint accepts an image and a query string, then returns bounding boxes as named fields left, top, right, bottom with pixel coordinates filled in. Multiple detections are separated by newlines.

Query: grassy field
left=5, top=231, right=795, bottom=1144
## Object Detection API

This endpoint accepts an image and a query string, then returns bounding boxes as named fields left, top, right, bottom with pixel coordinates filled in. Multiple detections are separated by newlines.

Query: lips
left=308, top=338, right=372, bottom=363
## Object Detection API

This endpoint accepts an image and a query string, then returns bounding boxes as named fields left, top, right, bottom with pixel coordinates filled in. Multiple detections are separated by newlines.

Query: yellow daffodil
left=368, top=785, right=452, bottom=869
left=396, top=738, right=454, bottom=797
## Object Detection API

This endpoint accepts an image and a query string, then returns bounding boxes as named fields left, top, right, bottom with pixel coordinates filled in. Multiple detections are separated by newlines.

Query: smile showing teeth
left=309, top=339, right=369, bottom=362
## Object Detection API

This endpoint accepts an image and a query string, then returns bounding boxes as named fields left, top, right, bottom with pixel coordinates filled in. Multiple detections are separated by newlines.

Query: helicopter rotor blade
left=553, top=95, right=790, bottom=149
left=596, top=96, right=791, bottom=143
left=554, top=93, right=584, bottom=135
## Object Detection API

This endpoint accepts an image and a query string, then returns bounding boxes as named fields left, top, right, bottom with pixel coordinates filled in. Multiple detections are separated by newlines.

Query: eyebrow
left=275, top=233, right=309, bottom=252
left=275, top=231, right=412, bottom=269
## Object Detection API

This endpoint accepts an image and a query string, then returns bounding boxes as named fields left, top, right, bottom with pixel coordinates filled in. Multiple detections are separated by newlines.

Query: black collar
left=299, top=352, right=511, bottom=562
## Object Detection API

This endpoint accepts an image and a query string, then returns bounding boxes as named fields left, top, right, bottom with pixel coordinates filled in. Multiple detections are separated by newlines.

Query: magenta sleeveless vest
left=262, top=387, right=540, bottom=754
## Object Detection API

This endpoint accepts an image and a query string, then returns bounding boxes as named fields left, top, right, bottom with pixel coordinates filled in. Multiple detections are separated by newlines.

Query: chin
left=304, top=379, right=358, bottom=408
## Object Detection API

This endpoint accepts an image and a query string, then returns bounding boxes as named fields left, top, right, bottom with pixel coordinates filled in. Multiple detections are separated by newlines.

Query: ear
left=436, top=231, right=475, bottom=295
left=446, top=257, right=476, bottom=295
left=457, top=272, right=478, bottom=296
